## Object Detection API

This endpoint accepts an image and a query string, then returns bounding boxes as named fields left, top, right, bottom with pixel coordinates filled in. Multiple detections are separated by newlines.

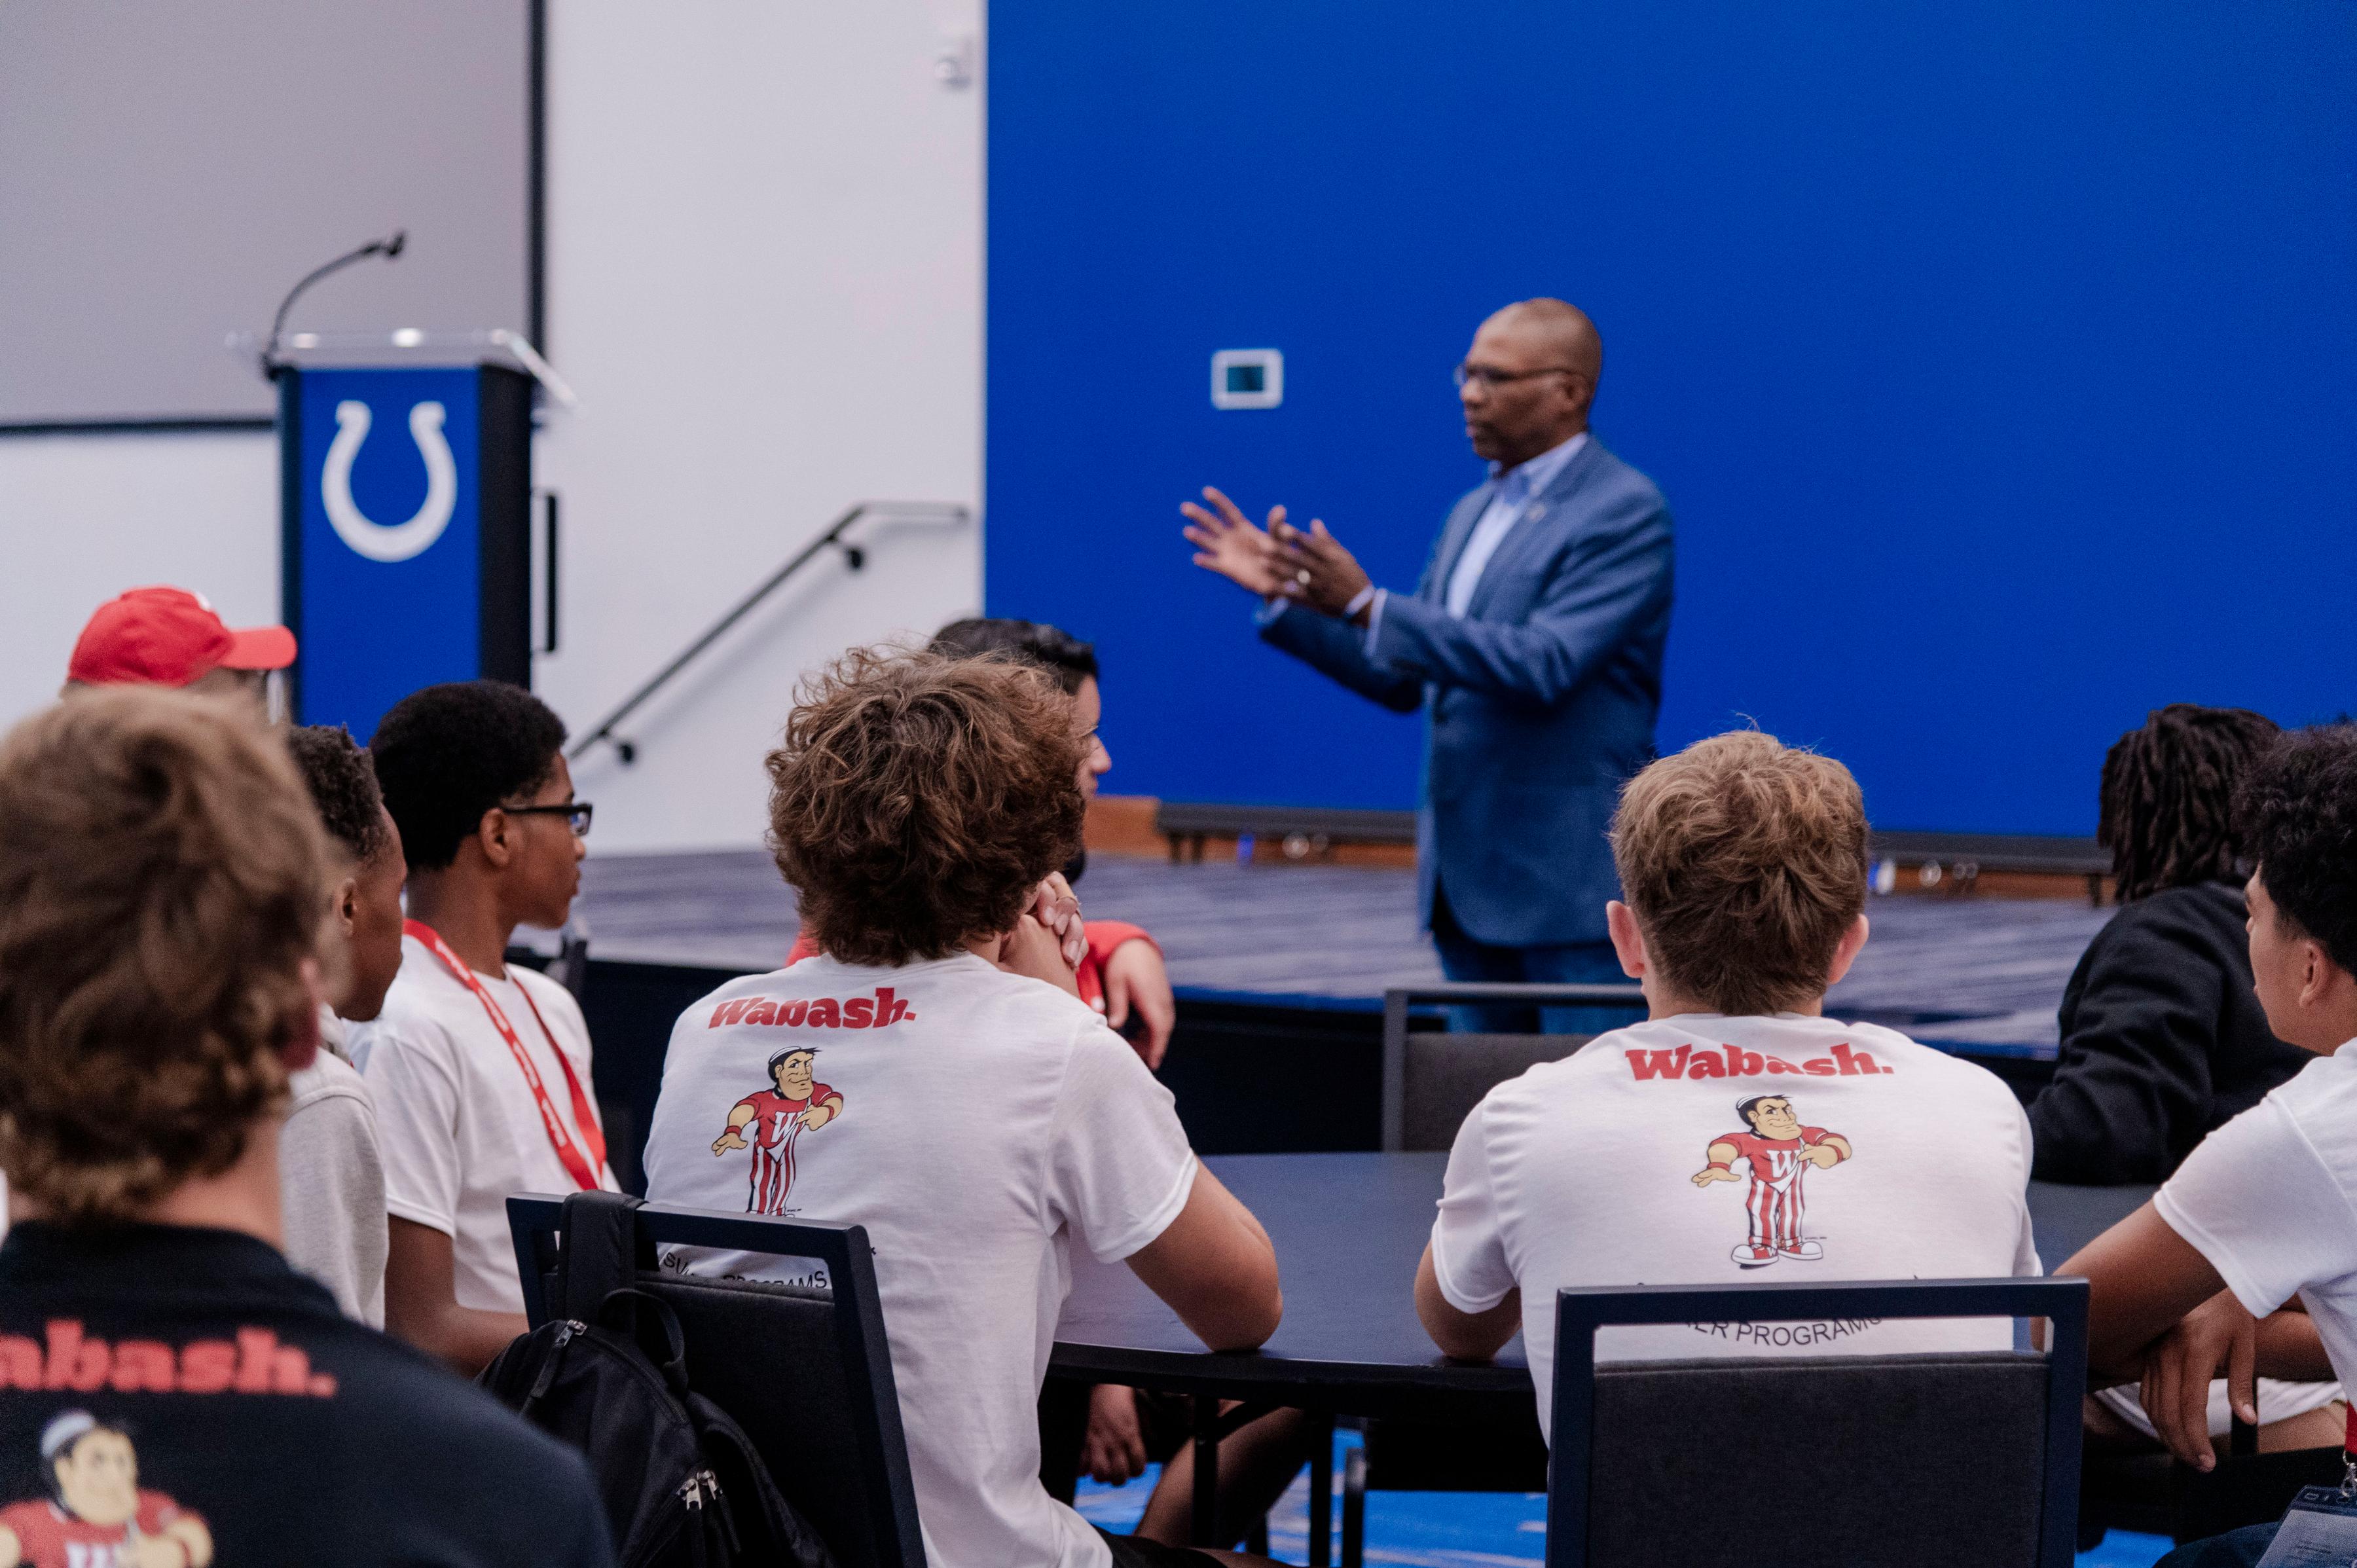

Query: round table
left=1050, top=1150, right=2150, bottom=1552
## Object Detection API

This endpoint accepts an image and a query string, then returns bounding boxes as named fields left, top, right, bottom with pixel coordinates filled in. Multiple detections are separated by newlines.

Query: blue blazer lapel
left=1464, top=437, right=1610, bottom=620
left=1424, top=483, right=1498, bottom=604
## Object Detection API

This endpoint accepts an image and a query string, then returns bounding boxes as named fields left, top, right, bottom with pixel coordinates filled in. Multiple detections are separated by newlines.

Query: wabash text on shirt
left=1624, top=1040, right=1894, bottom=1081
left=707, top=987, right=915, bottom=1030
left=0, top=1224, right=611, bottom=1568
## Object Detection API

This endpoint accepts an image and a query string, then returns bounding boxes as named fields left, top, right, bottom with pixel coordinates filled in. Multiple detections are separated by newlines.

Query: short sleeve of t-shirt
left=361, top=1016, right=465, bottom=1238
left=1045, top=1023, right=1196, bottom=1262
left=2158, top=1095, right=2357, bottom=1318
left=1431, top=1099, right=1516, bottom=1315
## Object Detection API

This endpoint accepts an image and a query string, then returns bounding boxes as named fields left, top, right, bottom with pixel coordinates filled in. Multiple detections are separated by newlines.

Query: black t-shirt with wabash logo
left=0, top=1222, right=613, bottom=1567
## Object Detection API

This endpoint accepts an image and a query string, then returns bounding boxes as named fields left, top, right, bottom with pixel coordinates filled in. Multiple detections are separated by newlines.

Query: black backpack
left=480, top=1194, right=837, bottom=1568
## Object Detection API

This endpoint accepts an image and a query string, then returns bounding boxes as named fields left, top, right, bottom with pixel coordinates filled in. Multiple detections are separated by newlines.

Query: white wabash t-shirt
left=2159, top=1041, right=2357, bottom=1400
left=642, top=953, right=1197, bottom=1568
left=353, top=934, right=619, bottom=1313
left=1430, top=1012, right=2041, bottom=1440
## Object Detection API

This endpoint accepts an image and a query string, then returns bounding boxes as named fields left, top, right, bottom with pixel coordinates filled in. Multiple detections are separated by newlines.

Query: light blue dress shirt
left=1363, top=430, right=1589, bottom=653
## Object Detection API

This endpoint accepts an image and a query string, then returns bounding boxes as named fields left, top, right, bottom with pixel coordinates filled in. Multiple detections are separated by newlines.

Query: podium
left=276, top=347, right=543, bottom=740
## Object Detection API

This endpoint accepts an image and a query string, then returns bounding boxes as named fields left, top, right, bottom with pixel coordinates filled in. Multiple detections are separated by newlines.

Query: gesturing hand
left=1269, top=516, right=1375, bottom=620
left=1691, top=1165, right=1740, bottom=1187
left=2140, top=1288, right=2259, bottom=1470
left=1182, top=486, right=1290, bottom=597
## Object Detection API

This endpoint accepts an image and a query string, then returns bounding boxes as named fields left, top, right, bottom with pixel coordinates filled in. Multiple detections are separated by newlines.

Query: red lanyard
left=405, top=919, right=607, bottom=1192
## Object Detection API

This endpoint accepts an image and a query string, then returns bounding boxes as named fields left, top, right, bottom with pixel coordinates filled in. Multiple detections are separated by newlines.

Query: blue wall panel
left=987, top=0, right=2357, bottom=833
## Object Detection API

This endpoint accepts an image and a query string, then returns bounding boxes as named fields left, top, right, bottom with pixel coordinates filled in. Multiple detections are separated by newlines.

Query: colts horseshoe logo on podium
left=321, top=399, right=458, bottom=562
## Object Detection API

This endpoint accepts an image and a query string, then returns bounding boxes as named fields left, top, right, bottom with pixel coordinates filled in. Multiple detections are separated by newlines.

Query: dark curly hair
left=2237, top=723, right=2357, bottom=975
left=284, top=724, right=393, bottom=865
left=767, top=648, right=1086, bottom=965
left=0, top=689, right=328, bottom=1222
left=369, top=681, right=567, bottom=871
left=2099, top=704, right=2280, bottom=903
left=930, top=618, right=1097, bottom=697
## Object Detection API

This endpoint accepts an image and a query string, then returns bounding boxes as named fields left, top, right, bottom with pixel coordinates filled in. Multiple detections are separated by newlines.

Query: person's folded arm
left=1416, top=1243, right=1520, bottom=1360
left=384, top=1216, right=529, bottom=1376
left=2257, top=1305, right=2333, bottom=1380
left=1417, top=1099, right=1523, bottom=1361
left=1125, top=1163, right=1283, bottom=1351
left=2030, top=907, right=2225, bottom=1183
left=1368, top=492, right=1670, bottom=707
left=2063, top=1202, right=2231, bottom=1386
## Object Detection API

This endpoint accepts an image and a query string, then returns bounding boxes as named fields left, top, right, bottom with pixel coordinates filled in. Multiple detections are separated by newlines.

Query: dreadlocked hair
left=2098, top=704, right=2280, bottom=903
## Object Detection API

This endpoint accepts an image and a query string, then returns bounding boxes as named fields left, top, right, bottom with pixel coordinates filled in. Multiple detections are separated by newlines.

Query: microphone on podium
left=258, top=230, right=409, bottom=377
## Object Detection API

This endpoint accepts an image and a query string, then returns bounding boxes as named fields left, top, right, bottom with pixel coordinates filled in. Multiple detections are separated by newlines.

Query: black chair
left=1379, top=981, right=1645, bottom=1153
left=1546, top=1277, right=2089, bottom=1567
left=507, top=1192, right=927, bottom=1568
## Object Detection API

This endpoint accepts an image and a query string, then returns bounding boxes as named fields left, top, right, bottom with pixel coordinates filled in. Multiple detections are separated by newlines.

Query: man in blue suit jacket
left=1184, top=299, right=1673, bottom=1030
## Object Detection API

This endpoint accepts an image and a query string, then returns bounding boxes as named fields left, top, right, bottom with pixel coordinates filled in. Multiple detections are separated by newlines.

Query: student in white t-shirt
left=644, top=649, right=1283, bottom=1568
left=2069, top=727, right=2357, bottom=1568
left=1417, top=730, right=2041, bottom=1440
left=352, top=681, right=615, bottom=1376
left=280, top=724, right=411, bottom=1326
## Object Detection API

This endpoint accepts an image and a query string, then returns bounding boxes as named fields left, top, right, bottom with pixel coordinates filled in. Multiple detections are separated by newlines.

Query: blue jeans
left=2156, top=1525, right=2277, bottom=1567
left=1430, top=884, right=1641, bottom=1037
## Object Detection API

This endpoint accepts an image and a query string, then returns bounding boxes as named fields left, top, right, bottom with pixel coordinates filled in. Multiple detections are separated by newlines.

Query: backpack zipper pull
left=521, top=1320, right=581, bottom=1413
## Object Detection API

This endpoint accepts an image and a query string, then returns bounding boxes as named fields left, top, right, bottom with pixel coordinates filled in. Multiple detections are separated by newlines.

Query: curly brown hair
left=0, top=688, right=329, bottom=1223
left=767, top=648, right=1087, bottom=965
left=1610, top=730, right=1869, bottom=1015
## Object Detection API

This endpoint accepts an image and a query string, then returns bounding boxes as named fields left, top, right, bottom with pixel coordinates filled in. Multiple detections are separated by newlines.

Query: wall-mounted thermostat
left=1211, top=348, right=1283, bottom=410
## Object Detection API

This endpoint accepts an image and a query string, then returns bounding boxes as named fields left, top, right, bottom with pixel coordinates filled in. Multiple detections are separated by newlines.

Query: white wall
left=0, top=0, right=985, bottom=856
left=0, top=431, right=277, bottom=714
left=535, top=1, right=984, bottom=853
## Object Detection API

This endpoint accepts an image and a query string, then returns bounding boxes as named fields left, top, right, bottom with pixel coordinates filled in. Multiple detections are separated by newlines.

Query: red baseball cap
left=67, top=587, right=297, bottom=687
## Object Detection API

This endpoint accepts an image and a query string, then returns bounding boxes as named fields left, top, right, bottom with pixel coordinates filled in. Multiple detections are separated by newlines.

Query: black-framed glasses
left=1453, top=363, right=1580, bottom=390
left=503, top=801, right=594, bottom=837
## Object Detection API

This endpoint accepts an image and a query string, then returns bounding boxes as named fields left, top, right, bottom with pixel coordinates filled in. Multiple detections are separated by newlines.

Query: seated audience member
left=916, top=621, right=1294, bottom=1537
left=1416, top=731, right=2039, bottom=1437
left=355, top=682, right=616, bottom=1376
left=2033, top=704, right=2304, bottom=1184
left=276, top=725, right=410, bottom=1326
left=62, top=585, right=295, bottom=710
left=787, top=617, right=1177, bottom=1066
left=2031, top=706, right=2338, bottom=1455
left=2069, top=725, right=2357, bottom=1568
left=643, top=649, right=1283, bottom=1568
left=0, top=688, right=610, bottom=1565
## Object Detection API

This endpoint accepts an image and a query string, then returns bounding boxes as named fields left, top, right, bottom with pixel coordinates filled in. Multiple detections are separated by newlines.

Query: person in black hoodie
left=2032, top=704, right=2308, bottom=1184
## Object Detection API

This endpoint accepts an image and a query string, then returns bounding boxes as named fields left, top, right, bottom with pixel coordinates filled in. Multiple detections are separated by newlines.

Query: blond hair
left=1609, top=731, right=1868, bottom=1014
left=0, top=688, right=328, bottom=1222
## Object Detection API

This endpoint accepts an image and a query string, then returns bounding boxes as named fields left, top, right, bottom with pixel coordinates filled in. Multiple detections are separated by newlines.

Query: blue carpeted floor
left=1073, top=1429, right=2175, bottom=1567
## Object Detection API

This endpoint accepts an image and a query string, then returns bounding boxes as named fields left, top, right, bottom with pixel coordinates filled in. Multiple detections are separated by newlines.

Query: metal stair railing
left=569, top=500, right=970, bottom=765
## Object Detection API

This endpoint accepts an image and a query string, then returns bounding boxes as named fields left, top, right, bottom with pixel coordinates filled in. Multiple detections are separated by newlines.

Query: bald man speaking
left=1184, top=299, right=1673, bottom=1032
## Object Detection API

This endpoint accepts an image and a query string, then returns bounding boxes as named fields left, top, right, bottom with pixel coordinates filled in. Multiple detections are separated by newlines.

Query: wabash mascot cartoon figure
left=0, top=1409, right=213, bottom=1568
left=1690, top=1094, right=1852, bottom=1267
left=711, top=1047, right=846, bottom=1214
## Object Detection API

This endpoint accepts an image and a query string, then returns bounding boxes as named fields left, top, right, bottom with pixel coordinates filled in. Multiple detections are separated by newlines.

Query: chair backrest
left=1547, top=1277, right=2089, bottom=1568
left=509, top=1194, right=927, bottom=1568
left=1379, top=983, right=1644, bottom=1152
